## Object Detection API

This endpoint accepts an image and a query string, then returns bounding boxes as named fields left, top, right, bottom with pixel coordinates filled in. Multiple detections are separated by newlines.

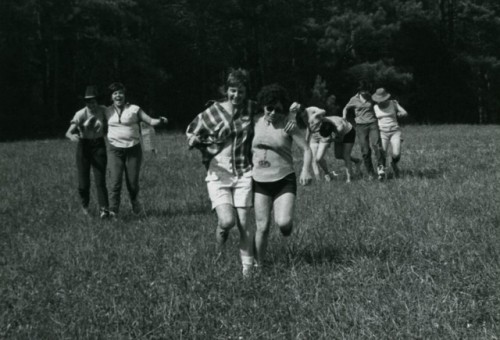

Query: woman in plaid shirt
left=187, top=69, right=256, bottom=277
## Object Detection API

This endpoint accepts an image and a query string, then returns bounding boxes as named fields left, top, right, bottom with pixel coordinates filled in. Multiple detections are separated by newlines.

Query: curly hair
left=256, top=83, right=290, bottom=109
left=319, top=120, right=337, bottom=138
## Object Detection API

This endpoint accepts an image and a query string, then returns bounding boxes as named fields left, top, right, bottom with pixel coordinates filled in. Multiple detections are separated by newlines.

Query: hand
left=188, top=135, right=201, bottom=148
left=299, top=171, right=312, bottom=186
left=289, top=102, right=301, bottom=115
left=68, top=134, right=80, bottom=142
left=94, top=120, right=103, bottom=133
left=159, top=116, right=168, bottom=125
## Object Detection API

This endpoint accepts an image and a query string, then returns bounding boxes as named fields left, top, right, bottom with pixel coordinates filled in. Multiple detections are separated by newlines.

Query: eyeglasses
left=264, top=105, right=283, bottom=114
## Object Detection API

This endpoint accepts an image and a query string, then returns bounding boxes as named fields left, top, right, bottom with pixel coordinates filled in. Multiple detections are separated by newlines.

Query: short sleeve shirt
left=106, top=104, right=142, bottom=148
left=346, top=95, right=376, bottom=125
left=70, top=106, right=106, bottom=139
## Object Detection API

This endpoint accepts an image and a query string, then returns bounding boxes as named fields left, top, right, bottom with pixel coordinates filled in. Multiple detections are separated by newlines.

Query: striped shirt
left=186, top=100, right=256, bottom=176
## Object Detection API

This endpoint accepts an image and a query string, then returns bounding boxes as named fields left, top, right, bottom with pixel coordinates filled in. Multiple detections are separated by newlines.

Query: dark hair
left=319, top=120, right=337, bottom=138
left=108, top=82, right=126, bottom=93
left=296, top=109, right=308, bottom=129
left=256, top=83, right=290, bottom=110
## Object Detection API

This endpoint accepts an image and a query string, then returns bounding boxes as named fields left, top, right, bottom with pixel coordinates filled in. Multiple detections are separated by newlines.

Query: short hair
left=256, top=83, right=290, bottom=109
left=225, top=68, right=249, bottom=91
left=108, top=82, right=126, bottom=93
left=319, top=120, right=337, bottom=138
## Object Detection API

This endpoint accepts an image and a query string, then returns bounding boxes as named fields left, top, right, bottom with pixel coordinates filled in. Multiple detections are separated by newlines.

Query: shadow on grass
left=384, top=167, right=446, bottom=180
left=144, top=201, right=211, bottom=218
left=294, top=240, right=413, bottom=266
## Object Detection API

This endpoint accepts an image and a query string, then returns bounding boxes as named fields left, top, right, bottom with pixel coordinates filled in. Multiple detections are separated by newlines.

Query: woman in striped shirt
left=186, top=69, right=256, bottom=276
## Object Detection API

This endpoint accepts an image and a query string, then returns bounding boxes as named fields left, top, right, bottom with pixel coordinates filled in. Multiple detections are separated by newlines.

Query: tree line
left=1, top=0, right=499, bottom=140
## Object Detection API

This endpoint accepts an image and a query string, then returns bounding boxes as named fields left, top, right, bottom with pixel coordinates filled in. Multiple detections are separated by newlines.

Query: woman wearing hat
left=65, top=86, right=109, bottom=218
left=342, top=83, right=386, bottom=180
left=372, top=88, right=408, bottom=178
left=105, top=82, right=168, bottom=218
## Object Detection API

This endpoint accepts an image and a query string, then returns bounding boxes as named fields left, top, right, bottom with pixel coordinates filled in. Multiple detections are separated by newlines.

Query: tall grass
left=1, top=125, right=499, bottom=339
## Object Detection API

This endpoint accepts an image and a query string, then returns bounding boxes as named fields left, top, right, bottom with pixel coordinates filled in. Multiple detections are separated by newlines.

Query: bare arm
left=139, top=109, right=168, bottom=127
left=65, top=123, right=80, bottom=142
left=395, top=101, right=408, bottom=117
left=291, top=128, right=313, bottom=186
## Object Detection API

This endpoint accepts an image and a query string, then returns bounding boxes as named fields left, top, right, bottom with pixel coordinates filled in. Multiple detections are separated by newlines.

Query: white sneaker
left=377, top=165, right=386, bottom=180
left=324, top=171, right=339, bottom=182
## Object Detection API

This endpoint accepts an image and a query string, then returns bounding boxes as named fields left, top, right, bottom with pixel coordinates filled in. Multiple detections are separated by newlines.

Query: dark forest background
left=1, top=0, right=499, bottom=140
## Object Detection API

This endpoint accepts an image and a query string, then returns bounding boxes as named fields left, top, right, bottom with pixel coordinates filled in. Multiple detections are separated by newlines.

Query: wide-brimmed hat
left=84, top=85, right=99, bottom=99
left=371, top=88, right=391, bottom=103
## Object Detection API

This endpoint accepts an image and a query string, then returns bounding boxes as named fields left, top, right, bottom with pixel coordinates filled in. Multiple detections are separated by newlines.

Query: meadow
left=0, top=125, right=499, bottom=339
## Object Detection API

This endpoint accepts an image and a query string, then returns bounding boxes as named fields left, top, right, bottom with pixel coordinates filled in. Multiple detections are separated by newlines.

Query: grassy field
left=1, top=125, right=499, bottom=339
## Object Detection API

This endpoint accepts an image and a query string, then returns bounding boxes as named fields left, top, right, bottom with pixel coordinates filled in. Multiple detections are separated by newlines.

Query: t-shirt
left=70, top=106, right=106, bottom=139
left=106, top=104, right=142, bottom=148
left=251, top=115, right=294, bottom=182
left=345, top=94, right=377, bottom=125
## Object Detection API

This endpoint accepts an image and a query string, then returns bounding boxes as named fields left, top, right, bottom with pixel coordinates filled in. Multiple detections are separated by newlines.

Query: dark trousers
left=76, top=138, right=108, bottom=209
left=108, top=143, right=143, bottom=213
left=355, top=122, right=385, bottom=174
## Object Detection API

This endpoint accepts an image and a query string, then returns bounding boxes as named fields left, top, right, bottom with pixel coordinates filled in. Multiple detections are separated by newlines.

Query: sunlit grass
left=1, top=125, right=499, bottom=338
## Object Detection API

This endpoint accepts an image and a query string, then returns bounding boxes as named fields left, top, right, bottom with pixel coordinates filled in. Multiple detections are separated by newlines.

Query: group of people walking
left=66, top=69, right=408, bottom=277
left=66, top=83, right=168, bottom=219
left=186, top=69, right=408, bottom=276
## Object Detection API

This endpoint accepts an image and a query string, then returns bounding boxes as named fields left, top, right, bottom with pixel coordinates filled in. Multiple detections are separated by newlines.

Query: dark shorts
left=253, top=173, right=297, bottom=199
left=340, top=128, right=356, bottom=144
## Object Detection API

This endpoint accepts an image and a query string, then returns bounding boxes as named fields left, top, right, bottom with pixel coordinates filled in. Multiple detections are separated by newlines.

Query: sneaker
left=108, top=211, right=117, bottom=220
left=242, top=266, right=252, bottom=278
left=377, top=165, right=386, bottom=180
left=99, top=208, right=109, bottom=220
left=324, top=171, right=339, bottom=182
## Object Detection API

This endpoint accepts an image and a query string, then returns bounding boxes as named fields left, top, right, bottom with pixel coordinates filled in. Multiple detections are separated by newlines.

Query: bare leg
left=235, top=206, right=253, bottom=258
left=309, top=142, right=321, bottom=180
left=214, top=204, right=236, bottom=252
left=273, top=193, right=296, bottom=260
left=254, top=192, right=273, bottom=266
left=343, top=143, right=355, bottom=183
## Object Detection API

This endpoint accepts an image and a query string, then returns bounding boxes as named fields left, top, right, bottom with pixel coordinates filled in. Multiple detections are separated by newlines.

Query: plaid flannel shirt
left=186, top=100, right=256, bottom=176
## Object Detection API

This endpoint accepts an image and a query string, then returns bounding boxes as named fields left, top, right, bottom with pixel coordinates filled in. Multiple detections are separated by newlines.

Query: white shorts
left=205, top=156, right=253, bottom=209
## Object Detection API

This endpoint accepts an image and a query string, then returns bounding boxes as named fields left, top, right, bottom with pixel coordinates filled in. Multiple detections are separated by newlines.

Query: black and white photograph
left=1, top=0, right=499, bottom=338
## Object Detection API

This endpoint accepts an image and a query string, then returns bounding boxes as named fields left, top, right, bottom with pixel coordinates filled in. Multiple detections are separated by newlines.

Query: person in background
left=65, top=86, right=109, bottom=219
left=252, top=84, right=312, bottom=268
left=297, top=105, right=338, bottom=181
left=186, top=69, right=256, bottom=277
left=372, top=88, right=408, bottom=178
left=105, top=82, right=168, bottom=218
left=342, top=82, right=386, bottom=180
left=325, top=94, right=340, bottom=117
left=318, top=115, right=361, bottom=183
